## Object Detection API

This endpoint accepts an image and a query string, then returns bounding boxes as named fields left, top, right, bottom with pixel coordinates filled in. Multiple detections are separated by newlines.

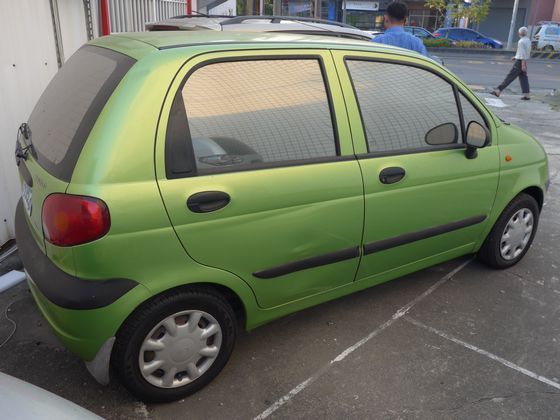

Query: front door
left=156, top=50, right=364, bottom=308
left=333, top=52, right=500, bottom=282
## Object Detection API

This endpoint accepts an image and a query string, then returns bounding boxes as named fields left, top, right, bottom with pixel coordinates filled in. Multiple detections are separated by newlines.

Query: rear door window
left=27, top=46, right=135, bottom=181
left=165, top=58, right=338, bottom=177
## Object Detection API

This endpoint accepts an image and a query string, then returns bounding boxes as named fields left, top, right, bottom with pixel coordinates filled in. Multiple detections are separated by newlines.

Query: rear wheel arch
left=117, top=282, right=247, bottom=335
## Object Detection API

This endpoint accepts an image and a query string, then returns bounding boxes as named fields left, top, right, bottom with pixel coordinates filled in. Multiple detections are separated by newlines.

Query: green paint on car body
left=16, top=32, right=548, bottom=386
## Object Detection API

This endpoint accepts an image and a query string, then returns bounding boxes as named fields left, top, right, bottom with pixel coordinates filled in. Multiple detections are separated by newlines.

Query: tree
left=425, top=0, right=492, bottom=28
left=464, top=0, right=492, bottom=26
left=424, top=0, right=447, bottom=28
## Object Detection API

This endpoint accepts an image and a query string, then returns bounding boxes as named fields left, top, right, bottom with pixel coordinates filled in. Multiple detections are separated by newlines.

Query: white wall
left=209, top=0, right=236, bottom=16
left=0, top=0, right=88, bottom=245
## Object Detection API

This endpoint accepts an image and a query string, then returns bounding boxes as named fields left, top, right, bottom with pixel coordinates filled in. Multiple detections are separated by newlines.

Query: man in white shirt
left=491, top=27, right=531, bottom=100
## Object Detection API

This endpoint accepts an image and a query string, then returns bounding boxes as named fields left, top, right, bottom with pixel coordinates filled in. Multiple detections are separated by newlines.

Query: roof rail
left=221, top=15, right=357, bottom=29
left=170, top=13, right=233, bottom=19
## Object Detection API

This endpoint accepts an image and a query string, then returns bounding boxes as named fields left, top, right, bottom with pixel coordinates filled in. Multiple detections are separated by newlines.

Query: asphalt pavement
left=440, top=52, right=559, bottom=92
left=0, top=91, right=559, bottom=419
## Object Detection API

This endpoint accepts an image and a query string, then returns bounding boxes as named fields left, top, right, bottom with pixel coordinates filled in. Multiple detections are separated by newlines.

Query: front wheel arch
left=521, top=186, right=544, bottom=210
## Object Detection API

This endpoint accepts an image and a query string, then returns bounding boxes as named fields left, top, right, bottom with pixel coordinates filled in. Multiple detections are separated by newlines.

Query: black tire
left=111, top=288, right=237, bottom=403
left=477, top=193, right=539, bottom=269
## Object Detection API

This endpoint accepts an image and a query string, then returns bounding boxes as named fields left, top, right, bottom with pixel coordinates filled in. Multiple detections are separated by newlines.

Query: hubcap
left=139, top=310, right=222, bottom=389
left=500, top=208, right=534, bottom=261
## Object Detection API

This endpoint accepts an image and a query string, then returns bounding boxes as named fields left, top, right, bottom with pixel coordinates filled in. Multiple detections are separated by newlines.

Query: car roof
left=110, top=30, right=395, bottom=51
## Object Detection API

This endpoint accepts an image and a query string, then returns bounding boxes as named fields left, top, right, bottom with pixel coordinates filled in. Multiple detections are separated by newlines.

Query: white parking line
left=253, top=259, right=472, bottom=420
left=405, top=316, right=560, bottom=391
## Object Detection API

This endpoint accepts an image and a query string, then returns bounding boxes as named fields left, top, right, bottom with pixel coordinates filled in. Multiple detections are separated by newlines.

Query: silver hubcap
left=500, top=208, right=534, bottom=261
left=139, top=310, right=222, bottom=389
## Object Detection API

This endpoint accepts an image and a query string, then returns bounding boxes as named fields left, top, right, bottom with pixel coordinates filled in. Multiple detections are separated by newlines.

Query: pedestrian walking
left=491, top=27, right=531, bottom=100
left=373, top=1, right=428, bottom=56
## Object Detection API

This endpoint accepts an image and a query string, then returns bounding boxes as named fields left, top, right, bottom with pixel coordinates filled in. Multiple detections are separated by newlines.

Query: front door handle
left=187, top=191, right=231, bottom=213
left=379, top=167, right=406, bottom=184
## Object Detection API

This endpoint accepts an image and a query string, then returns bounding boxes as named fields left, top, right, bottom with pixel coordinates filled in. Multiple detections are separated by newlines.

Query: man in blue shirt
left=373, top=1, right=428, bottom=56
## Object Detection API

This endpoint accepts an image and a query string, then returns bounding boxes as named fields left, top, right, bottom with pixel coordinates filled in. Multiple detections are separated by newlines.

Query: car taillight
left=42, top=194, right=110, bottom=246
left=433, top=33, right=441, bottom=37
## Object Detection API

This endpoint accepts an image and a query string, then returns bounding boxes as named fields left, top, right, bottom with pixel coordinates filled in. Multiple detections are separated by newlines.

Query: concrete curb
left=427, top=47, right=560, bottom=59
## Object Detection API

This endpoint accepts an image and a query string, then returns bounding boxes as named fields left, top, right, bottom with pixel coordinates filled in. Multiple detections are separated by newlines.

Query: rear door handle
left=379, top=167, right=406, bottom=184
left=187, top=191, right=231, bottom=213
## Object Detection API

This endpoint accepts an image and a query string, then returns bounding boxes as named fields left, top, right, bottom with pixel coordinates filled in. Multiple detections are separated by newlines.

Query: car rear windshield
left=27, top=45, right=135, bottom=181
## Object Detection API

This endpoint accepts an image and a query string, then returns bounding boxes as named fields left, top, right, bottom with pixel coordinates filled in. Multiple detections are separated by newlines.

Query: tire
left=111, top=288, right=237, bottom=403
left=477, top=193, right=539, bottom=269
left=544, top=45, right=554, bottom=52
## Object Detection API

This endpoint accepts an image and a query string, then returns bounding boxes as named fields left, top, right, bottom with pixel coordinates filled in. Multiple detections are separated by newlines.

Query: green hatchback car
left=15, top=31, right=548, bottom=402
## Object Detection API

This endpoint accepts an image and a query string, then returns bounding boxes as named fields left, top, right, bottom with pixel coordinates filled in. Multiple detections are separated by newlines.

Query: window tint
left=177, top=59, right=337, bottom=174
left=346, top=60, right=462, bottom=153
left=459, top=92, right=487, bottom=129
left=27, top=46, right=135, bottom=181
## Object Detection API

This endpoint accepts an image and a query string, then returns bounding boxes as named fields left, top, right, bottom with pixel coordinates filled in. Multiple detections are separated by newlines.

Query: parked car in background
left=404, top=26, right=434, bottom=39
left=16, top=30, right=547, bottom=404
left=532, top=21, right=560, bottom=51
left=433, top=27, right=503, bottom=48
left=147, top=14, right=374, bottom=41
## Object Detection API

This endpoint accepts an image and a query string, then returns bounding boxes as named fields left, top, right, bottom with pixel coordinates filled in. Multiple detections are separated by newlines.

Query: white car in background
left=532, top=21, right=560, bottom=51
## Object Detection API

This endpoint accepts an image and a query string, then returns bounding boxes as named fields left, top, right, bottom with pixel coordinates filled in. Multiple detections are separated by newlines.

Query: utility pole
left=506, top=0, right=520, bottom=50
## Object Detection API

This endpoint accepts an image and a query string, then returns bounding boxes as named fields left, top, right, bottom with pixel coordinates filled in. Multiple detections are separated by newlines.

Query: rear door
left=156, top=50, right=364, bottom=309
left=332, top=51, right=499, bottom=281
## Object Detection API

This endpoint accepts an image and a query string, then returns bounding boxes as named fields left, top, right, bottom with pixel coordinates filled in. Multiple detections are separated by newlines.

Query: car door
left=465, top=30, right=478, bottom=41
left=332, top=51, right=499, bottom=282
left=544, top=26, right=560, bottom=48
left=155, top=50, right=364, bottom=309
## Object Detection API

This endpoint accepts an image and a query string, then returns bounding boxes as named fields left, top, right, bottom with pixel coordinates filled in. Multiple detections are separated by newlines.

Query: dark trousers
left=498, top=60, right=530, bottom=94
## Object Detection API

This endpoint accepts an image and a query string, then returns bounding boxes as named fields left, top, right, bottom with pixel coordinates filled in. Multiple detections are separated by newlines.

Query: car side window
left=459, top=92, right=487, bottom=129
left=545, top=27, right=559, bottom=36
left=346, top=60, right=462, bottom=153
left=168, top=58, right=337, bottom=176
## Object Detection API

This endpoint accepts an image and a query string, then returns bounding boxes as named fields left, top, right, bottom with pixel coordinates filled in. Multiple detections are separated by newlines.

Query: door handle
left=379, top=167, right=406, bottom=184
left=187, top=191, right=231, bottom=213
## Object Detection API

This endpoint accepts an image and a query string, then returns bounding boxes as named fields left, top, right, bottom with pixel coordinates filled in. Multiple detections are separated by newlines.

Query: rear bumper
left=15, top=200, right=137, bottom=310
left=15, top=200, right=152, bottom=360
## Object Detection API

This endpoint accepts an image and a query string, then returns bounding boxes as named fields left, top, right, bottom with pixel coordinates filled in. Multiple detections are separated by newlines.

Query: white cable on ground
left=0, top=299, right=18, bottom=349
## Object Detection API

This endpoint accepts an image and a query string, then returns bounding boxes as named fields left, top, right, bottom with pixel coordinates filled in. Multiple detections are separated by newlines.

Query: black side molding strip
left=363, top=215, right=487, bottom=255
left=254, top=246, right=360, bottom=279
left=15, top=200, right=138, bottom=310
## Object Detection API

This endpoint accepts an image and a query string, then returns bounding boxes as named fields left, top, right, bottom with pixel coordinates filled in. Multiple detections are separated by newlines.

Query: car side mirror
left=465, top=121, right=489, bottom=159
left=425, top=123, right=458, bottom=146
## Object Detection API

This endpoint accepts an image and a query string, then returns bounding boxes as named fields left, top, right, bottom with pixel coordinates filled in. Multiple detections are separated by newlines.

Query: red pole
left=187, top=0, right=192, bottom=15
left=100, top=0, right=111, bottom=35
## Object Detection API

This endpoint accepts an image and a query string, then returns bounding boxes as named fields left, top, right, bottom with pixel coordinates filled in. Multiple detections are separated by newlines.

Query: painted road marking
left=405, top=316, right=560, bottom=391
left=253, top=259, right=472, bottom=420
left=485, top=97, right=508, bottom=108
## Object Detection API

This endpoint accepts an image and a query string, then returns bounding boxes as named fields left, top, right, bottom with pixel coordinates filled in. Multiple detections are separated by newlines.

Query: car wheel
left=477, top=193, right=539, bottom=269
left=544, top=45, right=554, bottom=52
left=112, top=288, right=237, bottom=403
